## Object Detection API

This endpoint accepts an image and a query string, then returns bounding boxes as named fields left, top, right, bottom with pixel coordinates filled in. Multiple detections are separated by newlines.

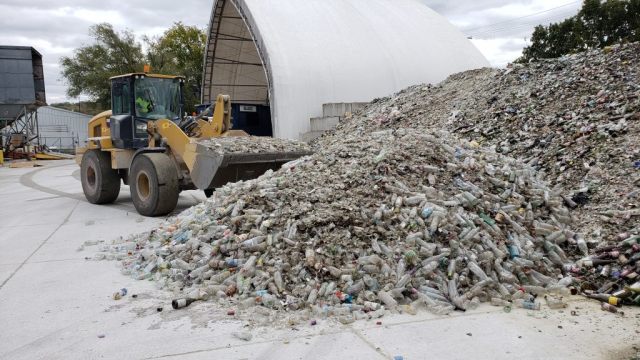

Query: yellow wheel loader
left=76, top=72, right=309, bottom=216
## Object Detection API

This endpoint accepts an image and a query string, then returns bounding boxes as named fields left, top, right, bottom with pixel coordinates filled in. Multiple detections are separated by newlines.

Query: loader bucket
left=185, top=141, right=311, bottom=190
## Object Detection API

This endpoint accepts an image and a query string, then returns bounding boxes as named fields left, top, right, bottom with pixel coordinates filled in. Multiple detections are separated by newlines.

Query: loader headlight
left=136, top=123, right=147, bottom=131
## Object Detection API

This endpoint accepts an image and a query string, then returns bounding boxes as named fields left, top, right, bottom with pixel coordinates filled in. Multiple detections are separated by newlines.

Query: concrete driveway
left=0, top=160, right=638, bottom=360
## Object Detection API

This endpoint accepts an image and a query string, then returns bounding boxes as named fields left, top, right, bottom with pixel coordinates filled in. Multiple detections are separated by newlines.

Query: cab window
left=112, top=80, right=132, bottom=115
left=133, top=77, right=181, bottom=121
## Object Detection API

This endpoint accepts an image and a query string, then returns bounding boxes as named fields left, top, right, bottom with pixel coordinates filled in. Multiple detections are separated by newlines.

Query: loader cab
left=109, top=73, right=185, bottom=149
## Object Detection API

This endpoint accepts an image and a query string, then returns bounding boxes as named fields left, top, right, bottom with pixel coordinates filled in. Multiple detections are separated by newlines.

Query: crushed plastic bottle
left=232, top=332, right=252, bottom=341
left=113, top=288, right=127, bottom=300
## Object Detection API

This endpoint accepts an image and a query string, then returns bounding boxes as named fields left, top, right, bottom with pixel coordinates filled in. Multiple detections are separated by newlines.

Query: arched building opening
left=202, top=0, right=490, bottom=140
left=202, top=0, right=272, bottom=137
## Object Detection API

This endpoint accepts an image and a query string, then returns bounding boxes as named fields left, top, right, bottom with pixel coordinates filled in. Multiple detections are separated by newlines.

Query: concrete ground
left=1, top=159, right=639, bottom=360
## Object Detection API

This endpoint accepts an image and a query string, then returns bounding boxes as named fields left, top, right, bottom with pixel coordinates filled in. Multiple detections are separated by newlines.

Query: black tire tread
left=80, top=149, right=120, bottom=204
left=130, top=153, right=179, bottom=216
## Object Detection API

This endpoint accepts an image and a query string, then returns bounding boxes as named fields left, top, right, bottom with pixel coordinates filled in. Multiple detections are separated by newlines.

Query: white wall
left=228, top=0, right=490, bottom=139
left=37, top=106, right=91, bottom=150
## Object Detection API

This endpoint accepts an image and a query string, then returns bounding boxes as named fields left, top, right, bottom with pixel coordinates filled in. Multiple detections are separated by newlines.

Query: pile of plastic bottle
left=86, top=43, right=640, bottom=319
left=86, top=127, right=622, bottom=319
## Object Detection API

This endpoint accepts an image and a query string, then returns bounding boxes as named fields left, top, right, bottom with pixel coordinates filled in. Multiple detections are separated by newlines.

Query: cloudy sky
left=0, top=0, right=583, bottom=104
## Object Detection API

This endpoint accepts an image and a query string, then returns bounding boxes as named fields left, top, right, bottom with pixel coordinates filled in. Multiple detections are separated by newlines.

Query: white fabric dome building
left=202, top=0, right=490, bottom=139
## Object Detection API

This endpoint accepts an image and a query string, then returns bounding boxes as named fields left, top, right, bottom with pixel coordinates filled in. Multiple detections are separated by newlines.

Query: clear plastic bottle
left=339, top=316, right=355, bottom=324
left=491, top=297, right=507, bottom=306
left=326, top=282, right=336, bottom=295
left=404, top=300, right=423, bottom=315
left=274, top=271, right=283, bottom=292
left=317, top=282, right=329, bottom=297
left=513, top=299, right=540, bottom=310
left=243, top=256, right=257, bottom=272
left=467, top=261, right=488, bottom=281
left=331, top=307, right=351, bottom=316
left=307, top=288, right=318, bottom=304
left=170, top=258, right=193, bottom=271
left=576, top=238, right=589, bottom=256
left=347, top=280, right=364, bottom=296
left=467, top=297, right=481, bottom=310
left=369, top=308, right=386, bottom=319
left=304, top=249, right=317, bottom=267
left=98, top=243, right=111, bottom=252
left=236, top=274, right=246, bottom=295
left=237, top=297, right=256, bottom=310
left=396, top=258, right=406, bottom=282
left=261, top=293, right=277, bottom=308
left=396, top=274, right=411, bottom=289
left=447, top=258, right=457, bottom=279
left=544, top=295, right=567, bottom=309
left=312, top=305, right=328, bottom=318
left=528, top=269, right=553, bottom=285
left=364, top=301, right=382, bottom=310
left=144, top=260, right=157, bottom=275
left=232, top=332, right=252, bottom=341
left=546, top=285, right=570, bottom=297
left=377, top=290, right=398, bottom=309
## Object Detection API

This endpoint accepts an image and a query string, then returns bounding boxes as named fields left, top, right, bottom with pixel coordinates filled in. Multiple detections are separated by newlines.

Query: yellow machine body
left=77, top=72, right=310, bottom=216
left=77, top=93, right=233, bottom=173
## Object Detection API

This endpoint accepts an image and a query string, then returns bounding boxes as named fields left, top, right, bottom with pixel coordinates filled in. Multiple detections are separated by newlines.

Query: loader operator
left=135, top=85, right=154, bottom=116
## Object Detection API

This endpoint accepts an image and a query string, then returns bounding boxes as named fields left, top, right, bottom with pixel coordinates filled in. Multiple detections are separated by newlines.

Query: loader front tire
left=130, top=153, right=179, bottom=217
left=81, top=149, right=120, bottom=204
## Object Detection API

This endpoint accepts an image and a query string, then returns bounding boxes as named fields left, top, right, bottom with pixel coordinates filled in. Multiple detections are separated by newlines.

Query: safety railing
left=40, top=135, right=84, bottom=154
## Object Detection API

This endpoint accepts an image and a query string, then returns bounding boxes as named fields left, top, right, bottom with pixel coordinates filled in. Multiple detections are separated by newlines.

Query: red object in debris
left=227, top=310, right=235, bottom=315
left=376, top=321, right=382, bottom=325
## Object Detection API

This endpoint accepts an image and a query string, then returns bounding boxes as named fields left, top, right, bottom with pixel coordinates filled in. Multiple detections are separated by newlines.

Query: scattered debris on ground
left=8, top=161, right=46, bottom=168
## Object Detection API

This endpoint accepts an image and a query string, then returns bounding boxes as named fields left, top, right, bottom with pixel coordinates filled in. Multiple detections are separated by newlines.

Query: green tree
left=520, top=25, right=549, bottom=61
left=153, top=22, right=207, bottom=113
left=547, top=18, right=582, bottom=56
left=60, top=24, right=144, bottom=109
left=628, top=0, right=640, bottom=41
left=60, top=22, right=206, bottom=114
left=599, top=0, right=630, bottom=44
left=578, top=0, right=630, bottom=47
left=577, top=0, right=603, bottom=48
left=517, top=0, right=639, bottom=62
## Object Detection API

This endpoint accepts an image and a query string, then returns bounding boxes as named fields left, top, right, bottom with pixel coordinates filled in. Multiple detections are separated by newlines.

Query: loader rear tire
left=130, top=153, right=179, bottom=217
left=81, top=149, right=120, bottom=204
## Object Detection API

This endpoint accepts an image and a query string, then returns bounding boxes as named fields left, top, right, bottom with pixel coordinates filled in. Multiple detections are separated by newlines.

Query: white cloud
left=420, top=0, right=582, bottom=66
left=70, top=9, right=127, bottom=26
left=471, top=38, right=529, bottom=67
left=2, top=0, right=584, bottom=103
